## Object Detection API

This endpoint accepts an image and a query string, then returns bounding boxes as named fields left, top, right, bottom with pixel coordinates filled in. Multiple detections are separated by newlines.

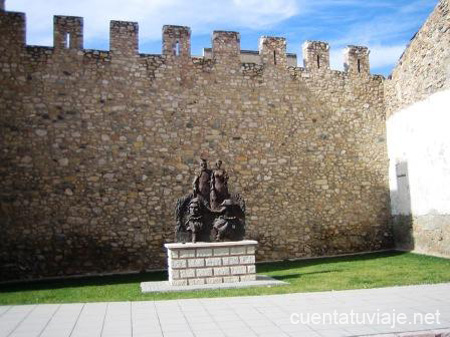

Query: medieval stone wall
left=0, top=9, right=391, bottom=281
left=385, top=0, right=450, bottom=117
left=385, top=0, right=450, bottom=258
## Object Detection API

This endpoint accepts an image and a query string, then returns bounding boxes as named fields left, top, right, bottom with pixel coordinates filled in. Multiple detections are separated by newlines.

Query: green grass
left=1, top=251, right=449, bottom=305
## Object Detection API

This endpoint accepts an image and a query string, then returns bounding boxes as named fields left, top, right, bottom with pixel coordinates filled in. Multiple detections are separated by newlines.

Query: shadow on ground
left=0, top=270, right=167, bottom=293
left=0, top=251, right=410, bottom=293
left=257, top=250, right=409, bottom=274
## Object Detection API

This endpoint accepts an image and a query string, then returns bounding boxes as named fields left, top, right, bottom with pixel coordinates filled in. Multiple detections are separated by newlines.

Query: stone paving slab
left=140, top=275, right=288, bottom=293
left=0, top=283, right=449, bottom=336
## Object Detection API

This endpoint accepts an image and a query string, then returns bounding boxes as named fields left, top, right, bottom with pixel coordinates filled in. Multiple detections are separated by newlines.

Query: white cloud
left=6, top=0, right=299, bottom=46
left=330, top=48, right=345, bottom=71
left=369, top=45, right=405, bottom=69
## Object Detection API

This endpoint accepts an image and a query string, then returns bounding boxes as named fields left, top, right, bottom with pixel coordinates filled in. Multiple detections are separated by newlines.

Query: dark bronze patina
left=175, top=159, right=245, bottom=243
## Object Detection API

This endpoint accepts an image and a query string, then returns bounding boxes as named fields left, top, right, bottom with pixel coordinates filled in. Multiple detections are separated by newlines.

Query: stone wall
left=385, top=0, right=450, bottom=117
left=0, top=9, right=392, bottom=281
left=165, top=241, right=257, bottom=286
left=202, top=48, right=297, bottom=67
left=385, top=0, right=450, bottom=258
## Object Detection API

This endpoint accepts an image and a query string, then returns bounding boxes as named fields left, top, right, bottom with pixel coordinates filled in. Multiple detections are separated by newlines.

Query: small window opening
left=173, top=40, right=180, bottom=56
left=316, top=54, right=320, bottom=68
left=357, top=59, right=361, bottom=73
left=65, top=33, right=71, bottom=49
left=273, top=50, right=277, bottom=65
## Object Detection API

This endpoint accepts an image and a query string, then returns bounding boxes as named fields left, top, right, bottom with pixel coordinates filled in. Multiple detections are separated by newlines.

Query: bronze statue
left=184, top=198, right=204, bottom=243
left=193, top=159, right=212, bottom=202
left=210, top=160, right=230, bottom=210
left=175, top=159, right=245, bottom=243
left=212, top=199, right=245, bottom=241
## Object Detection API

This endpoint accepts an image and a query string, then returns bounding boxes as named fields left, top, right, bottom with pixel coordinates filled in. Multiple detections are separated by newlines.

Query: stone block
left=170, top=259, right=186, bottom=269
left=246, top=246, right=255, bottom=254
left=222, top=256, right=239, bottom=265
left=170, top=250, right=179, bottom=258
left=171, top=279, right=188, bottom=286
left=230, top=246, right=246, bottom=255
left=196, top=248, right=213, bottom=257
left=213, top=266, right=230, bottom=276
left=171, top=269, right=180, bottom=279
left=179, top=249, right=196, bottom=258
left=196, top=268, right=213, bottom=277
left=240, top=274, right=256, bottom=282
left=247, top=265, right=256, bottom=274
left=180, top=269, right=195, bottom=278
left=205, top=257, right=222, bottom=267
left=223, top=276, right=240, bottom=283
left=188, top=278, right=205, bottom=286
left=206, top=277, right=223, bottom=284
left=213, top=247, right=230, bottom=256
left=230, top=265, right=246, bottom=275
left=239, top=255, right=255, bottom=264
left=188, top=258, right=205, bottom=268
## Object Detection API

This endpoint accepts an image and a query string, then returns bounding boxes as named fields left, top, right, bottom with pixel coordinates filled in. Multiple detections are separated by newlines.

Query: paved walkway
left=0, top=283, right=449, bottom=337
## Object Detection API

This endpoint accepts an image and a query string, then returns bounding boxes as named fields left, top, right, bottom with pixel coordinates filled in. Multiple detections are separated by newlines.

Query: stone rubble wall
left=384, top=0, right=450, bottom=258
left=0, top=9, right=392, bottom=281
left=201, top=48, right=298, bottom=67
left=385, top=0, right=450, bottom=117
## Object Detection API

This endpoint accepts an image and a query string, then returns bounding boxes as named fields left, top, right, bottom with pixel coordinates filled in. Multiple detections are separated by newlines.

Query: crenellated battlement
left=0, top=11, right=25, bottom=55
left=259, top=37, right=287, bottom=67
left=54, top=16, right=83, bottom=51
left=110, top=20, right=139, bottom=57
left=302, top=41, right=330, bottom=71
left=162, top=25, right=191, bottom=59
left=344, top=45, right=370, bottom=75
left=211, top=31, right=241, bottom=65
left=0, top=8, right=379, bottom=78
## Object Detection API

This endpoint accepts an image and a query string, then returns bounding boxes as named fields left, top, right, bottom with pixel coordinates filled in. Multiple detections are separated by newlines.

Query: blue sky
left=7, top=0, right=437, bottom=76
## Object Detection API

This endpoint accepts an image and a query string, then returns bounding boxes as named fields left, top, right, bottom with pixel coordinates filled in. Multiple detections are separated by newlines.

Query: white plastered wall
left=387, top=89, right=450, bottom=217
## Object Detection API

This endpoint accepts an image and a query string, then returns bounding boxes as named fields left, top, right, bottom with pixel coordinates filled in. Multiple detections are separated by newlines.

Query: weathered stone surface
left=239, top=255, right=256, bottom=264
left=230, top=265, right=246, bottom=275
left=213, top=248, right=230, bottom=256
left=222, top=256, right=239, bottom=265
left=171, top=279, right=188, bottom=286
left=165, top=241, right=257, bottom=285
left=179, top=249, right=196, bottom=258
left=196, top=268, right=213, bottom=277
left=179, top=269, right=195, bottom=278
left=223, top=276, right=240, bottom=283
left=0, top=6, right=393, bottom=280
left=230, top=246, right=246, bottom=255
left=213, top=267, right=230, bottom=276
left=205, top=277, right=222, bottom=284
left=205, top=257, right=222, bottom=267
left=171, top=269, right=180, bottom=279
left=170, top=259, right=186, bottom=269
left=196, top=248, right=212, bottom=257
left=240, top=274, right=256, bottom=282
left=188, top=278, right=205, bottom=286
left=187, top=258, right=204, bottom=268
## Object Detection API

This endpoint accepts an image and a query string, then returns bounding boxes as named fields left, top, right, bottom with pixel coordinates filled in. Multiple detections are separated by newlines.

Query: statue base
left=164, top=240, right=257, bottom=286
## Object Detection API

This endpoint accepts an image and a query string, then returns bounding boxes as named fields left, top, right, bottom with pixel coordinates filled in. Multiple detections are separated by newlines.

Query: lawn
left=1, top=251, right=449, bottom=305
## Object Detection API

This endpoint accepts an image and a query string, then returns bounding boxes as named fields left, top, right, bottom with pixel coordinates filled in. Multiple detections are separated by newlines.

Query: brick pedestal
left=165, top=240, right=257, bottom=286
